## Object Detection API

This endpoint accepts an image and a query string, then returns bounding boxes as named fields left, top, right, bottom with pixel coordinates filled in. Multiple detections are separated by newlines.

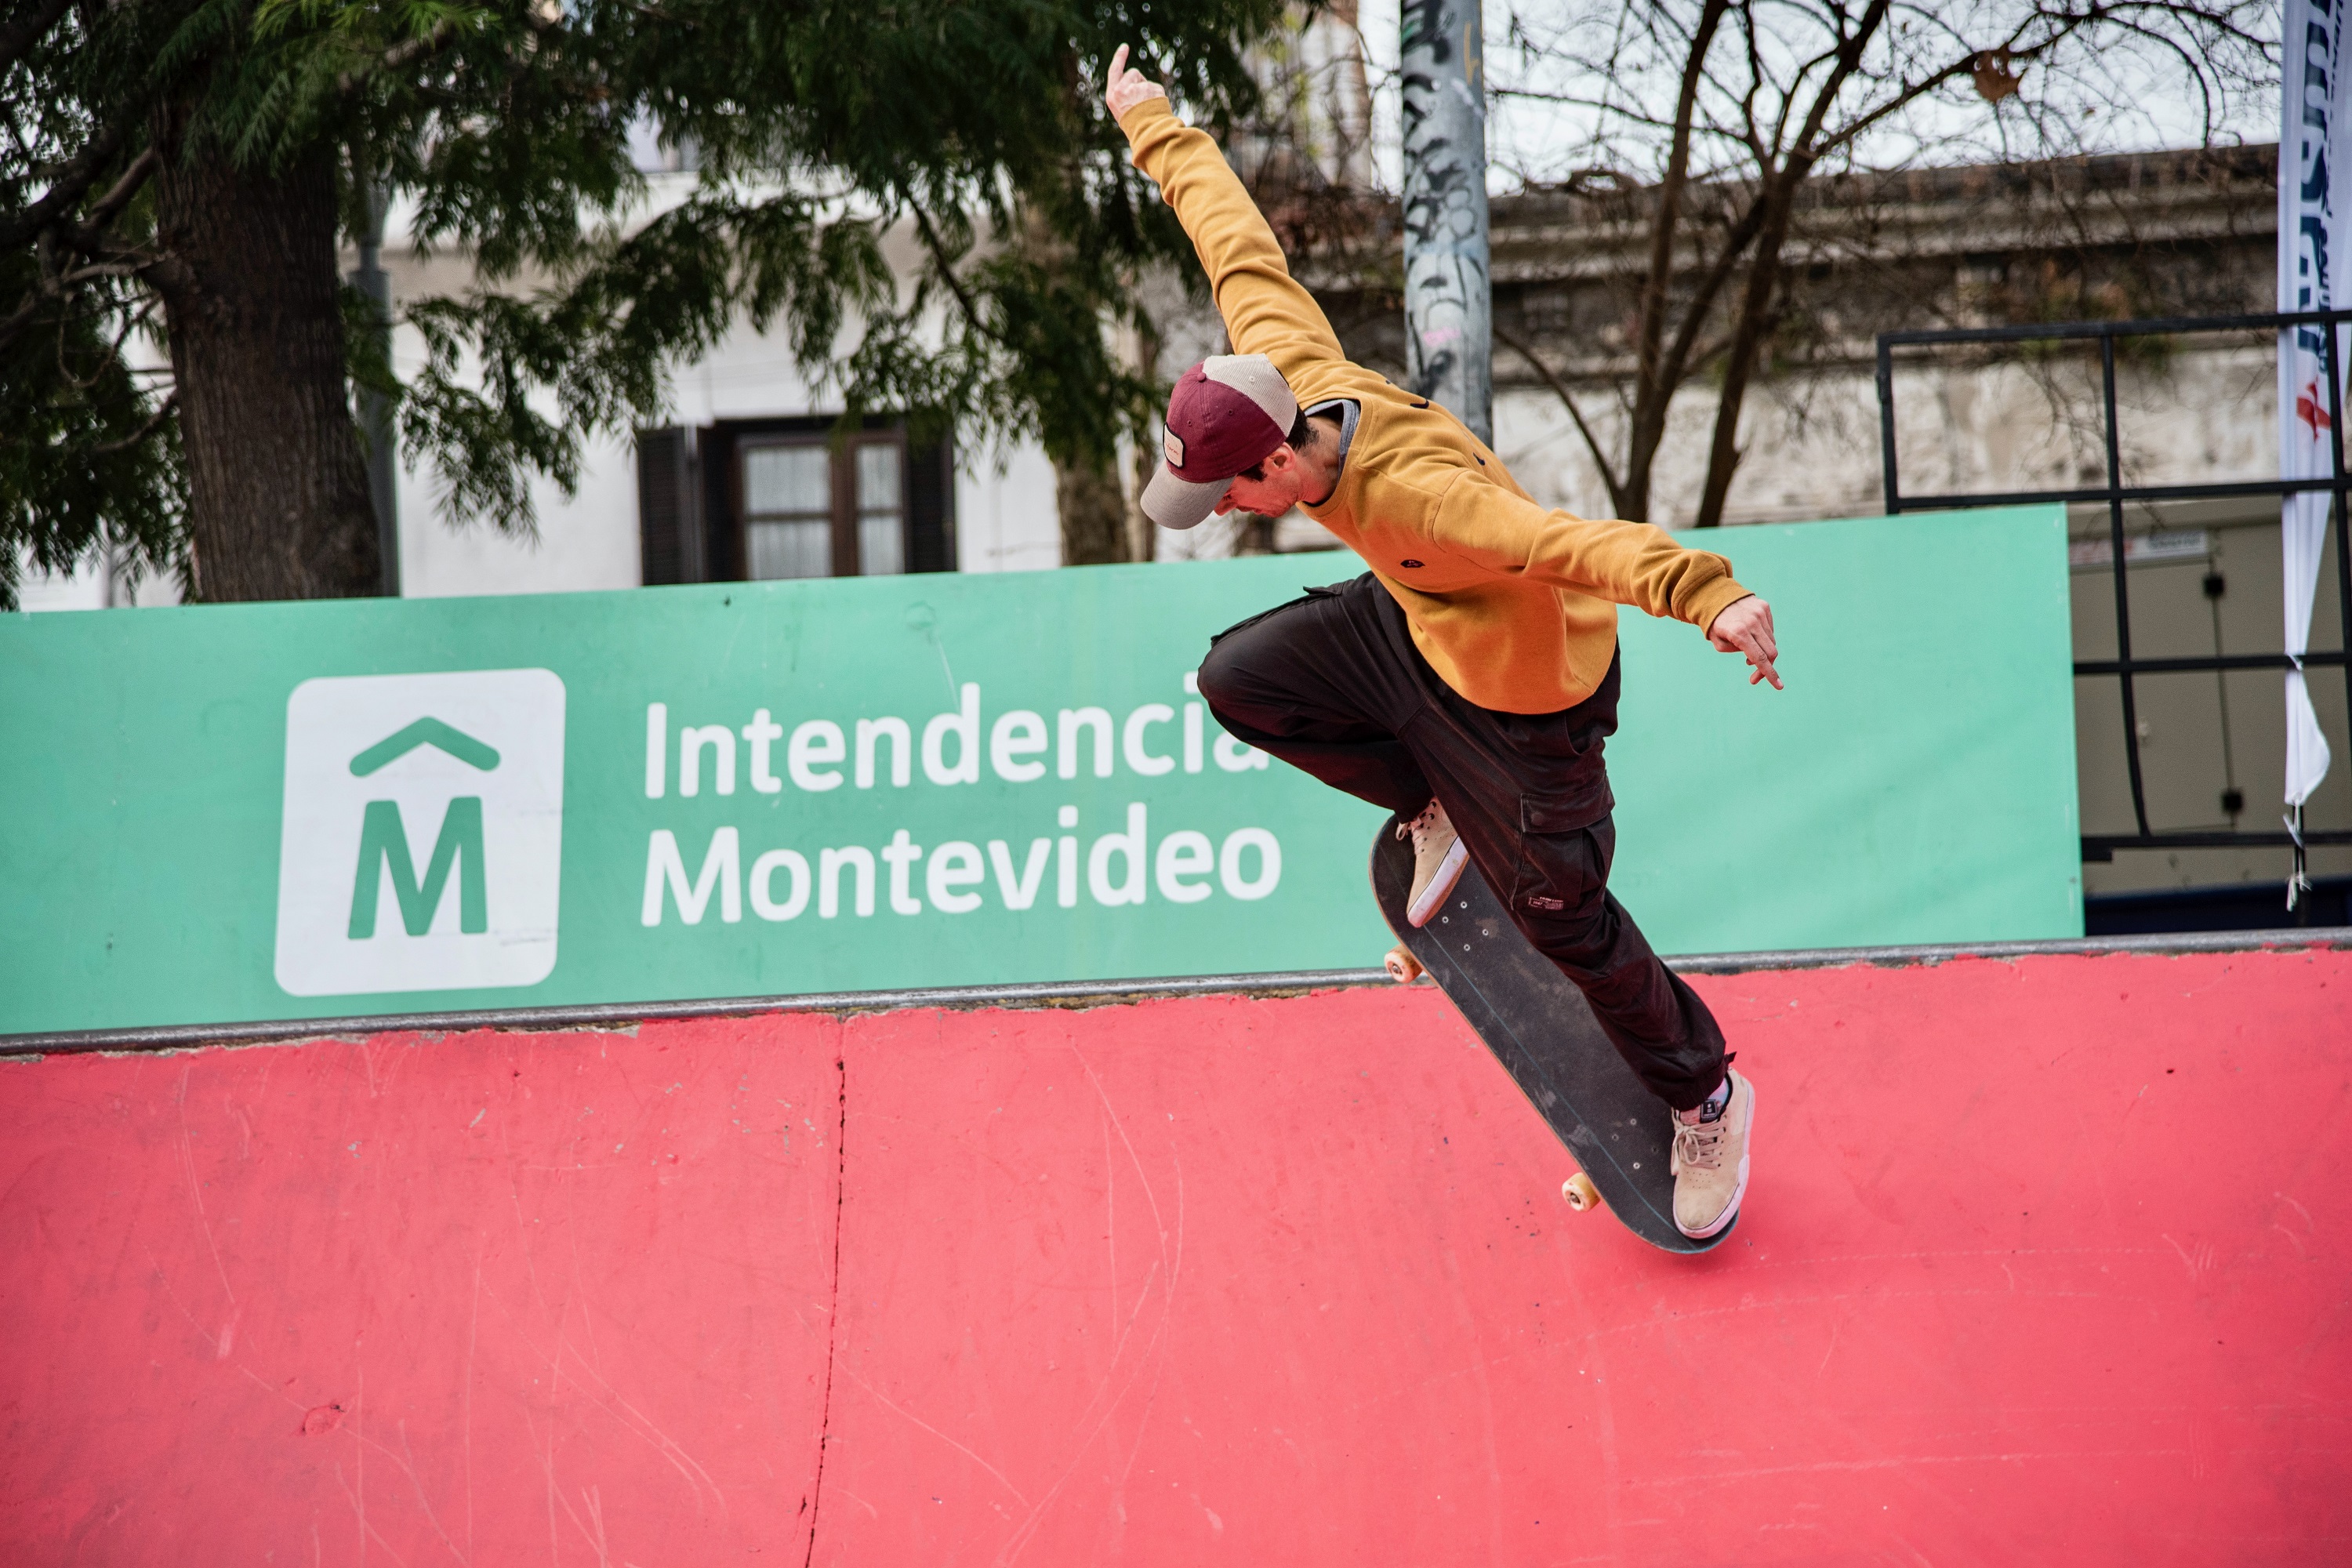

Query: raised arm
left=1103, top=45, right=1346, bottom=379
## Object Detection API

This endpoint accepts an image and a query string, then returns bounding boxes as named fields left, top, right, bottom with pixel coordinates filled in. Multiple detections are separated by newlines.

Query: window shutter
left=700, top=425, right=739, bottom=583
left=906, top=435, right=957, bottom=573
left=634, top=426, right=704, bottom=584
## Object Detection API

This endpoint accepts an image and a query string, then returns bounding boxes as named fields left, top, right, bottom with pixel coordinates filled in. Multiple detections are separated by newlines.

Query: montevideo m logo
left=275, top=670, right=567, bottom=998
left=344, top=717, right=501, bottom=938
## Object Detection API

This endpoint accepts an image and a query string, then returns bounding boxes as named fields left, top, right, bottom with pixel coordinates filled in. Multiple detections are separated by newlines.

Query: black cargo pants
left=1198, top=573, right=1727, bottom=1112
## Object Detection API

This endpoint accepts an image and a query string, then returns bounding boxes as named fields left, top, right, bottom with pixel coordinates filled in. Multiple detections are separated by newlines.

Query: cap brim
left=1141, top=461, right=1232, bottom=531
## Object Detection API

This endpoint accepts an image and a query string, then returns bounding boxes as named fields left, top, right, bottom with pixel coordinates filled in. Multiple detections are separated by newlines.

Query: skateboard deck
left=1370, top=818, right=1731, bottom=1253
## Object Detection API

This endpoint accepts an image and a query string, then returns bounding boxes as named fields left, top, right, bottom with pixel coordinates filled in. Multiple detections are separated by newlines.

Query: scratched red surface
left=2, top=948, right=2345, bottom=1566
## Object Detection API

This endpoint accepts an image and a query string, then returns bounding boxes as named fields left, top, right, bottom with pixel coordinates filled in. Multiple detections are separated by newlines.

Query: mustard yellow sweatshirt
left=1120, top=98, right=1754, bottom=714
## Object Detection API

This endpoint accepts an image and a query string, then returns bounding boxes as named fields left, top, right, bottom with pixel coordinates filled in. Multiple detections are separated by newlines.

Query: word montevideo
left=641, top=682, right=1285, bottom=926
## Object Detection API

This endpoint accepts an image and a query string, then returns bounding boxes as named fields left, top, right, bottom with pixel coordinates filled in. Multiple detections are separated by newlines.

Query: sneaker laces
left=1671, top=1113, right=1728, bottom=1171
left=1396, top=799, right=1445, bottom=852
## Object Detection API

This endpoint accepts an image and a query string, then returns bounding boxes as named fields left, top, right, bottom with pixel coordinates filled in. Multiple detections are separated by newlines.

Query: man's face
left=1214, top=444, right=1305, bottom=517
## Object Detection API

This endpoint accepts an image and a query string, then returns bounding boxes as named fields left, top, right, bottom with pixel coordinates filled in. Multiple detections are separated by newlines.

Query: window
left=855, top=442, right=904, bottom=576
left=739, top=433, right=902, bottom=579
left=742, top=443, right=833, bottom=580
left=636, top=419, right=955, bottom=585
left=736, top=431, right=909, bottom=580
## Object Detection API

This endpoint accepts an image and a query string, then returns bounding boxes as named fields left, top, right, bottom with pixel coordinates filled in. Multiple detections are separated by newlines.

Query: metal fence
left=1875, top=310, right=2352, bottom=861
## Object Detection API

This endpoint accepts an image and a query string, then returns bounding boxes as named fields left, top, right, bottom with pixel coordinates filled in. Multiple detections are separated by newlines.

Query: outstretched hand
left=1104, top=44, right=1167, bottom=120
left=1708, top=595, right=1782, bottom=689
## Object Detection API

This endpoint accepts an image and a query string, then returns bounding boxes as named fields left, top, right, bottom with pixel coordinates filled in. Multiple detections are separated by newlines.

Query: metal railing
left=1876, top=310, right=2352, bottom=860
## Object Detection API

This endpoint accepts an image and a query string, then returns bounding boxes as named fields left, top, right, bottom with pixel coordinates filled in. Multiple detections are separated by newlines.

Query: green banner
left=0, top=506, right=2078, bottom=1036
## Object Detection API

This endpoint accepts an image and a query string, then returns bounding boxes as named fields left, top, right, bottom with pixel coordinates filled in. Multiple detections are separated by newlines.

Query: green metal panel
left=0, top=505, right=2075, bottom=1035
left=1609, top=506, right=2081, bottom=953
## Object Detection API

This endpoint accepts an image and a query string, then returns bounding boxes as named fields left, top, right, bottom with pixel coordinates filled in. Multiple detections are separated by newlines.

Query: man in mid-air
left=1105, top=47, right=1780, bottom=1237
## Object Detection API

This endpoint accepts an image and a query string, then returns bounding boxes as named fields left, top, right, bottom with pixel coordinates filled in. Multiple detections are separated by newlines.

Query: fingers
left=1104, top=43, right=1167, bottom=117
left=1728, top=626, right=1781, bottom=690
left=1704, top=598, right=1781, bottom=688
left=1727, top=597, right=1779, bottom=688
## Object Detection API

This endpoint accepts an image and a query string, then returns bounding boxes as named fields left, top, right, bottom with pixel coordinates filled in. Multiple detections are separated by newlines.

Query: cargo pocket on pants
left=1511, top=794, right=1614, bottom=920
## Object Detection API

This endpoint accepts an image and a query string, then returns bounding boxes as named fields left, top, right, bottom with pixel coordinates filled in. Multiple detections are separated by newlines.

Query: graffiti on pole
left=1399, top=0, right=1492, bottom=444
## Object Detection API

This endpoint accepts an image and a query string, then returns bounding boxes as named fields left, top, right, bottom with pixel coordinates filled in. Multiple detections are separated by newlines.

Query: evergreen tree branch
left=5, top=0, right=1292, bottom=599
left=334, top=18, right=460, bottom=96
left=0, top=0, right=72, bottom=80
left=903, top=193, right=995, bottom=345
left=0, top=291, right=40, bottom=357
left=57, top=147, right=162, bottom=257
left=0, top=116, right=139, bottom=252
left=89, top=391, right=177, bottom=455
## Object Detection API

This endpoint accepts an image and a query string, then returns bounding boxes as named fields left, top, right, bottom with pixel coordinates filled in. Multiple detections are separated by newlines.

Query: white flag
left=2278, top=0, right=2344, bottom=829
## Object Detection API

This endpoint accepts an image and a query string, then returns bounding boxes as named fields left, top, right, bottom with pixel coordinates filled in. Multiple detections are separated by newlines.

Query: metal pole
left=1399, top=0, right=1491, bottom=445
left=350, top=150, right=401, bottom=597
left=1875, top=339, right=1902, bottom=514
left=2308, top=318, right=2352, bottom=917
left=2325, top=321, right=2352, bottom=798
left=2103, top=333, right=2154, bottom=840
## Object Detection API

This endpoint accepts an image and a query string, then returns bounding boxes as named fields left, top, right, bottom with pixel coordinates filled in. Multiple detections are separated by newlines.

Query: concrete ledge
left=5, top=925, right=2345, bottom=1058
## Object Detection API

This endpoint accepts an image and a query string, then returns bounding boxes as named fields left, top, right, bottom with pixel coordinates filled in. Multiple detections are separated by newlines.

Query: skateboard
left=1370, top=816, right=1732, bottom=1253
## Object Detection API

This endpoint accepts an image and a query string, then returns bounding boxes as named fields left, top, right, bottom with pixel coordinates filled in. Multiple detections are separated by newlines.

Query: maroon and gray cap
left=1141, top=354, right=1300, bottom=529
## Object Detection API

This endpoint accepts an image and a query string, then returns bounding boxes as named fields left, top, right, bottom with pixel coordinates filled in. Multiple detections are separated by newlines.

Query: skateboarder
left=1105, top=47, right=1776, bottom=1238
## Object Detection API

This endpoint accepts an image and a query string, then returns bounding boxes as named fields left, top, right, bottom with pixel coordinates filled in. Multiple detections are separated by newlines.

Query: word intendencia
left=641, top=677, right=1268, bottom=800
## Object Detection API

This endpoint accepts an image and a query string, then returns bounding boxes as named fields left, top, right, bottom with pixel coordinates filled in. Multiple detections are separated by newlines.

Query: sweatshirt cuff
left=1116, top=96, right=1178, bottom=151
left=1690, top=579, right=1754, bottom=635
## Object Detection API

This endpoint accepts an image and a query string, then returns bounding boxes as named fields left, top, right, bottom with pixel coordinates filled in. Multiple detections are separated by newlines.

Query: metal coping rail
left=1875, top=308, right=2352, bottom=858
left=6, top=927, right=2344, bottom=1059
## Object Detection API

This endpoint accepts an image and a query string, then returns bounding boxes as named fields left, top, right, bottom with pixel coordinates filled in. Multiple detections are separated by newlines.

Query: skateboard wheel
left=1561, top=1172, right=1600, bottom=1213
left=1383, top=945, right=1425, bottom=984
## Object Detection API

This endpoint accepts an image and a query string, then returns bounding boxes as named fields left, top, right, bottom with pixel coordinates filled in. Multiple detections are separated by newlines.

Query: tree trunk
left=1620, top=0, right=1731, bottom=524
left=1056, top=456, right=1133, bottom=565
left=1690, top=2, right=1884, bottom=528
left=1690, top=176, right=1800, bottom=530
left=1123, top=444, right=1157, bottom=564
left=151, top=115, right=380, bottom=601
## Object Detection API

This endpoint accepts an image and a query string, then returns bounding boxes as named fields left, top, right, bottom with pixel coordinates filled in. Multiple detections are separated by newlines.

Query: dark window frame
left=731, top=421, right=906, bottom=580
left=638, top=415, right=956, bottom=585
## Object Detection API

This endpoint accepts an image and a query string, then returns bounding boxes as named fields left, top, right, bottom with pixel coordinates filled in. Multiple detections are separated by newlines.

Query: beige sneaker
left=1399, top=798, right=1469, bottom=927
left=1670, top=1069, right=1754, bottom=1239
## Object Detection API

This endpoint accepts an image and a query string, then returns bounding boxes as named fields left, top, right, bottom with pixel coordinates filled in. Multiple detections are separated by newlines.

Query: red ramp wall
left=3, top=946, right=2347, bottom=1565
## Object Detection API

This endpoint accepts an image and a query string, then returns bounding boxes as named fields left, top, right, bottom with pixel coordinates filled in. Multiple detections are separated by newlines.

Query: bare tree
left=1486, top=0, right=2272, bottom=527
